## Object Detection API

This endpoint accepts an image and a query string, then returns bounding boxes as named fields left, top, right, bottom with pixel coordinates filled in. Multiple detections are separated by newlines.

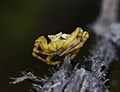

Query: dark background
left=0, top=0, right=120, bottom=92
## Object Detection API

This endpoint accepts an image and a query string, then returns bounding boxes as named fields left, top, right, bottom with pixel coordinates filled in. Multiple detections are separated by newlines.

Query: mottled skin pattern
left=32, top=27, right=89, bottom=65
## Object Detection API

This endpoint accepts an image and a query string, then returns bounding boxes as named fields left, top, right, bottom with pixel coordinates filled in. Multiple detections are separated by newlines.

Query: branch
left=93, top=0, right=120, bottom=47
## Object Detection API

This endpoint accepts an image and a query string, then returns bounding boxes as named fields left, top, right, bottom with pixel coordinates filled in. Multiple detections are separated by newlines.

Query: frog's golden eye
left=32, top=27, right=89, bottom=65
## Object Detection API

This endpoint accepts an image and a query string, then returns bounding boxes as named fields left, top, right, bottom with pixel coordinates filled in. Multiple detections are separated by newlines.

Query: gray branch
left=10, top=0, right=120, bottom=92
